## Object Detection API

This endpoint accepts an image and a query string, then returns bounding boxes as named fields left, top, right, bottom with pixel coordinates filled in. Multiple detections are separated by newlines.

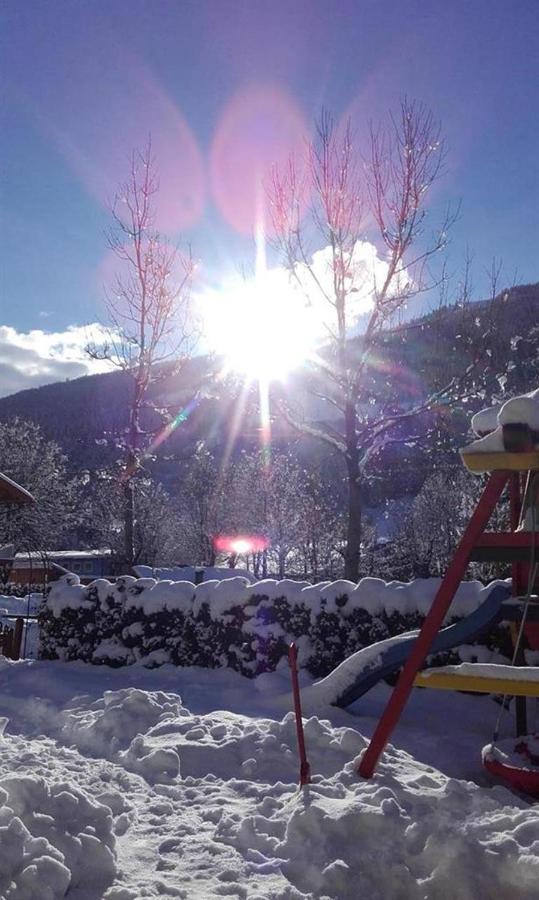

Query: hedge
left=38, top=574, right=513, bottom=677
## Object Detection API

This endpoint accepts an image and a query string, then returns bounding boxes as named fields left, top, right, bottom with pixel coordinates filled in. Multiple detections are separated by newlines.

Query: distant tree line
left=0, top=418, right=513, bottom=584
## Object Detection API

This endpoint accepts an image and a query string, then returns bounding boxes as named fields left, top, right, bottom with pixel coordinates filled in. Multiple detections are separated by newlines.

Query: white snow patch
left=0, top=775, right=115, bottom=899
left=134, top=564, right=256, bottom=583
left=0, top=659, right=536, bottom=897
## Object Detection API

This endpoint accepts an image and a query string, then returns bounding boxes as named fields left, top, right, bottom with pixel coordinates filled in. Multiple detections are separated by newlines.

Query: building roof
left=0, top=472, right=34, bottom=506
left=12, top=549, right=112, bottom=564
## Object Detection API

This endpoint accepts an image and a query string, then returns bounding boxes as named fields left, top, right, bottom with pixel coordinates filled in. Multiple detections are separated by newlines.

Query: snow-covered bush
left=39, top=574, right=513, bottom=676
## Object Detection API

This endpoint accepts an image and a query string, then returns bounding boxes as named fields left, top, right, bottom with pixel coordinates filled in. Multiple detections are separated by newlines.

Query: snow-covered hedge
left=39, top=574, right=513, bottom=676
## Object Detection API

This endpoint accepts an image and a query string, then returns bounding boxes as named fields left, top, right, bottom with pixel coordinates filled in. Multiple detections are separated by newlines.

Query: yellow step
left=460, top=449, right=539, bottom=474
left=414, top=669, right=539, bottom=697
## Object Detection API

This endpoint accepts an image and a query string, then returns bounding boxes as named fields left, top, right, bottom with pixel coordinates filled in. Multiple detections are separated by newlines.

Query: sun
left=199, top=270, right=319, bottom=382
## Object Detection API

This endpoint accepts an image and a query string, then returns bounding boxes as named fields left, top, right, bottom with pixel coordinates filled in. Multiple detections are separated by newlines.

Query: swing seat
left=482, top=735, right=539, bottom=799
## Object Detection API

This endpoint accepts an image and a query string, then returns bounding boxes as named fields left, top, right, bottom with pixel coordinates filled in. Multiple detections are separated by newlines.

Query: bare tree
left=88, top=140, right=195, bottom=568
left=270, top=99, right=460, bottom=579
left=393, top=466, right=510, bottom=581
left=79, top=468, right=181, bottom=570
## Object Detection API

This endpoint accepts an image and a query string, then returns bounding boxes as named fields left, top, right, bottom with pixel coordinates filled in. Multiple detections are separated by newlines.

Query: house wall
left=8, top=555, right=113, bottom=585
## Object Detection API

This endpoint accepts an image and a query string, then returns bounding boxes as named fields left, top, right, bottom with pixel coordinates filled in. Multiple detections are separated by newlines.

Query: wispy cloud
left=0, top=324, right=113, bottom=399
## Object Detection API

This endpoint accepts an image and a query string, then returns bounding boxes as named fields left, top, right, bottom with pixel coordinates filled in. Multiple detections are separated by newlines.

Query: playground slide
left=309, top=584, right=511, bottom=709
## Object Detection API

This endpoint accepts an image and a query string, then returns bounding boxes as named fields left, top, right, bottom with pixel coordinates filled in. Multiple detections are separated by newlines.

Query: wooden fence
left=0, top=618, right=23, bottom=660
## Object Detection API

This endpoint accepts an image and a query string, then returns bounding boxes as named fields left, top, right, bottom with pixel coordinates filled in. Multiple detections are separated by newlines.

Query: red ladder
left=359, top=469, right=539, bottom=779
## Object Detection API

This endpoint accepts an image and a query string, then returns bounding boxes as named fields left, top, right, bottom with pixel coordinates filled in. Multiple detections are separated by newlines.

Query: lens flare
left=213, top=535, right=269, bottom=555
left=210, top=84, right=307, bottom=235
left=39, top=50, right=205, bottom=234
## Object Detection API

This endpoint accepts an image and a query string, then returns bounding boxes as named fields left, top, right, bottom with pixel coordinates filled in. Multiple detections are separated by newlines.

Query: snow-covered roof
left=12, top=549, right=112, bottom=566
left=0, top=472, right=34, bottom=506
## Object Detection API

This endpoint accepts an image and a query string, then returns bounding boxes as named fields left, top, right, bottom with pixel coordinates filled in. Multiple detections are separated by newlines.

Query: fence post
left=288, top=642, right=311, bottom=786
left=12, top=618, right=24, bottom=661
left=2, top=626, right=12, bottom=660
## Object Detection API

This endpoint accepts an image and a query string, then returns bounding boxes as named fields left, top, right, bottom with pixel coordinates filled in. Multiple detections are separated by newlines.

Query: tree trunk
left=207, top=538, right=216, bottom=566
left=311, top=539, right=318, bottom=580
left=344, top=399, right=362, bottom=582
left=344, top=466, right=361, bottom=580
left=124, top=375, right=142, bottom=571
left=123, top=476, right=135, bottom=570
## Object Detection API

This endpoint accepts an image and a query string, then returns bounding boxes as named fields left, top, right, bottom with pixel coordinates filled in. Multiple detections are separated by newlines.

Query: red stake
left=288, top=642, right=311, bottom=786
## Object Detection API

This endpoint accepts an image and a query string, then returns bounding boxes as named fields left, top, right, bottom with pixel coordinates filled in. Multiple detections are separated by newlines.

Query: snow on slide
left=302, top=583, right=510, bottom=708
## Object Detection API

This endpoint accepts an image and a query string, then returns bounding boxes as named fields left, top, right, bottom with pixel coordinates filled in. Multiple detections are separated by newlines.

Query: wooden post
left=12, top=618, right=24, bottom=661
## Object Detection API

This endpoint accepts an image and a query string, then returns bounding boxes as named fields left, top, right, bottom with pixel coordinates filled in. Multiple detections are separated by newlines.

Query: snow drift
left=0, top=659, right=536, bottom=899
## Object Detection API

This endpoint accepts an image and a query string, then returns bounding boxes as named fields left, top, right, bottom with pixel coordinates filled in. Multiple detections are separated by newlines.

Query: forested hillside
left=2, top=284, right=537, bottom=471
left=0, top=284, right=537, bottom=575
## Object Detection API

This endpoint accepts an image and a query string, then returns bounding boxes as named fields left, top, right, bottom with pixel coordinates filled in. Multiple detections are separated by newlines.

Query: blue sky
left=1, top=0, right=538, bottom=394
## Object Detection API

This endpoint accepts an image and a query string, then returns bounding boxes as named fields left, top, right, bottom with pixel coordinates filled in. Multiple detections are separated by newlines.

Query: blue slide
left=332, top=584, right=511, bottom=708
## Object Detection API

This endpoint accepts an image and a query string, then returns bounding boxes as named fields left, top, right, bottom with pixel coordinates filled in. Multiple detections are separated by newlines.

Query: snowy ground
left=0, top=658, right=537, bottom=899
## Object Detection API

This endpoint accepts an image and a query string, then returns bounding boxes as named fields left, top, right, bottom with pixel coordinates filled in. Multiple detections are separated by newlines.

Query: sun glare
left=200, top=271, right=319, bottom=382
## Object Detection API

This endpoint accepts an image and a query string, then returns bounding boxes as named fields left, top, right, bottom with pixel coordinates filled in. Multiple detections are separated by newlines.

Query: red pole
left=288, top=642, right=311, bottom=786
left=359, top=470, right=508, bottom=779
left=510, top=472, right=524, bottom=594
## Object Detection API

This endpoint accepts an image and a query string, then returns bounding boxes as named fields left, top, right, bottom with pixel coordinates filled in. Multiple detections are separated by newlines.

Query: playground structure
left=356, top=423, right=539, bottom=795
left=290, top=417, right=539, bottom=798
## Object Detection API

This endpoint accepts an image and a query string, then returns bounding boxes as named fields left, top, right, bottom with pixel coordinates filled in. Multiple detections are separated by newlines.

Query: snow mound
left=143, top=709, right=365, bottom=785
left=211, top=726, right=539, bottom=899
left=235, top=768, right=539, bottom=899
left=60, top=689, right=184, bottom=783
left=0, top=775, right=116, bottom=899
